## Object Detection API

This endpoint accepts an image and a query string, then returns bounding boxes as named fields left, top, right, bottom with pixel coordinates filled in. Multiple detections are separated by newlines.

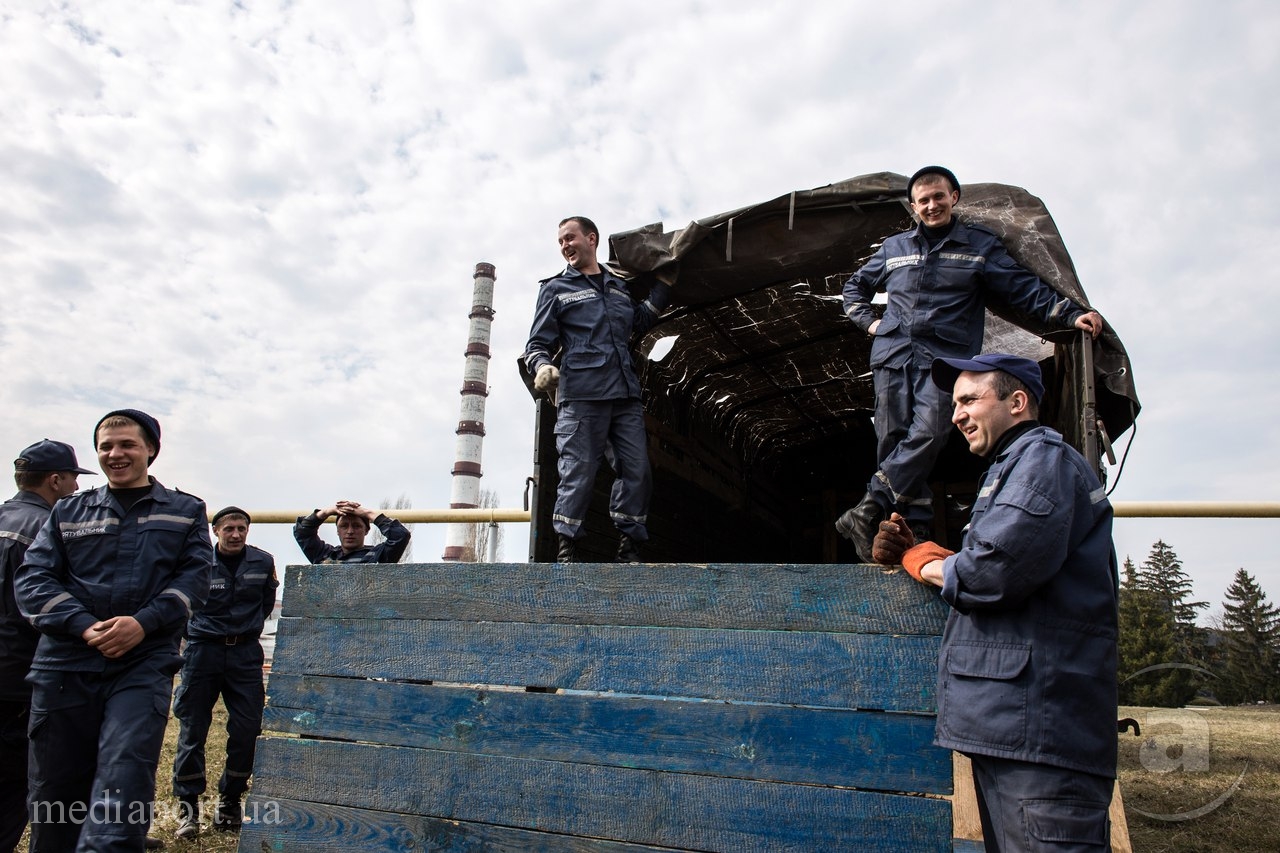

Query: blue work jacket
left=843, top=220, right=1086, bottom=367
left=293, top=512, right=411, bottom=564
left=524, top=265, right=671, bottom=403
left=0, top=490, right=54, bottom=699
left=936, top=425, right=1118, bottom=777
left=15, top=480, right=213, bottom=671
left=186, top=543, right=277, bottom=640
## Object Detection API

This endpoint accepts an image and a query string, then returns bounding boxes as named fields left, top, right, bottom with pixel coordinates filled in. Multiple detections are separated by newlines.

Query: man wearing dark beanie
left=15, top=409, right=213, bottom=851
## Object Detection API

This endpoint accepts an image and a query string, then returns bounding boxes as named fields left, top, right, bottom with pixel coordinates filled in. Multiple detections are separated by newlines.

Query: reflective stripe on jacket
left=15, top=480, right=213, bottom=671
left=843, top=220, right=1085, bottom=367
left=524, top=265, right=670, bottom=403
left=187, top=543, right=278, bottom=638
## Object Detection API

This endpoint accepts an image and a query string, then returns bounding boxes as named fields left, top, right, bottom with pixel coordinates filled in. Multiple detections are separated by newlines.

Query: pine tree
left=1137, top=540, right=1208, bottom=659
left=1217, top=568, right=1280, bottom=704
left=1118, top=556, right=1196, bottom=706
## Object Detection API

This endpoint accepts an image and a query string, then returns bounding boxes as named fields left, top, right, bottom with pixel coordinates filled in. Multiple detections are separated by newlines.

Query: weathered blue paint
left=242, top=561, right=957, bottom=853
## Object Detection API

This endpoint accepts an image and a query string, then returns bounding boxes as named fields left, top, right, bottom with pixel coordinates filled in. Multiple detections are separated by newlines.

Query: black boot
left=212, top=794, right=243, bottom=832
left=835, top=493, right=885, bottom=563
left=556, top=535, right=577, bottom=563
left=175, top=796, right=200, bottom=839
left=616, top=534, right=641, bottom=563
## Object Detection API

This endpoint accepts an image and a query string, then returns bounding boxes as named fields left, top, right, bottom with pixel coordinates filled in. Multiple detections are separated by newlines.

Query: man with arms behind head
left=873, top=355, right=1118, bottom=851
left=16, top=409, right=213, bottom=852
left=293, top=499, right=411, bottom=564
left=838, top=166, right=1104, bottom=562
left=171, top=506, right=277, bottom=839
left=0, top=440, right=93, bottom=853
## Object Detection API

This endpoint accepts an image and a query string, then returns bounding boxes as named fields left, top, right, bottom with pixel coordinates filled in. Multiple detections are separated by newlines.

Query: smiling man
left=837, top=166, right=1105, bottom=563
left=171, top=506, right=277, bottom=839
left=292, top=499, right=411, bottom=564
left=16, top=409, right=213, bottom=852
left=873, top=354, right=1119, bottom=851
left=523, top=216, right=672, bottom=563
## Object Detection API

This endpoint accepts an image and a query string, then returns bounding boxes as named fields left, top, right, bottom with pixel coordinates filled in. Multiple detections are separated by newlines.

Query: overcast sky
left=2, top=0, right=1276, bottom=622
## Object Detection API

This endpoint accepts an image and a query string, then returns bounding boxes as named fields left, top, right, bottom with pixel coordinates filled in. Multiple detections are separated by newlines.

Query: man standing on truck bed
left=523, top=216, right=671, bottom=563
left=837, top=165, right=1104, bottom=561
left=873, top=353, right=1118, bottom=850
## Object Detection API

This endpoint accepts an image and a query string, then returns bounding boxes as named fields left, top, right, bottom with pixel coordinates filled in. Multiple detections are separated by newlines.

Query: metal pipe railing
left=1111, top=501, right=1280, bottom=518
left=244, top=509, right=531, bottom=525
left=239, top=503, right=1279, bottom=525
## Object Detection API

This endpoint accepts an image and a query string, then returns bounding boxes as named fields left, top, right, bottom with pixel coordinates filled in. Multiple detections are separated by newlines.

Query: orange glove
left=901, top=542, right=955, bottom=583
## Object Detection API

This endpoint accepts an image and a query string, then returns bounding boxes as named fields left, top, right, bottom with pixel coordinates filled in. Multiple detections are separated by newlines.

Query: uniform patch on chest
left=558, top=290, right=599, bottom=305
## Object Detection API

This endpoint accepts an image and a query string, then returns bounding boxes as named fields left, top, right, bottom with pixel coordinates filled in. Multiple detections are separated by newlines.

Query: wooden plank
left=249, top=737, right=954, bottom=853
left=262, top=674, right=951, bottom=793
left=281, top=561, right=950, bottom=635
left=270, top=618, right=941, bottom=712
left=238, top=796, right=676, bottom=852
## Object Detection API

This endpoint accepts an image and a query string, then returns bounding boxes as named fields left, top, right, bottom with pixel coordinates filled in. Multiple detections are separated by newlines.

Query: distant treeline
left=1119, top=540, right=1279, bottom=706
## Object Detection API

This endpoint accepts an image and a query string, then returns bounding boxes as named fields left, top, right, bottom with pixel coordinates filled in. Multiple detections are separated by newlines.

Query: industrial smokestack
left=442, top=262, right=496, bottom=561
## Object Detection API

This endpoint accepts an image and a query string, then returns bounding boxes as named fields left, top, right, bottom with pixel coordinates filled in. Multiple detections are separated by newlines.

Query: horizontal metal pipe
left=232, top=503, right=1280, bottom=526
left=242, top=509, right=531, bottom=525
left=1112, top=501, right=1280, bottom=518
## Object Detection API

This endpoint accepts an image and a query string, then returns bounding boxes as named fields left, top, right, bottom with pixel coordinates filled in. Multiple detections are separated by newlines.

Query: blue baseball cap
left=931, top=353, right=1045, bottom=405
left=15, top=439, right=95, bottom=474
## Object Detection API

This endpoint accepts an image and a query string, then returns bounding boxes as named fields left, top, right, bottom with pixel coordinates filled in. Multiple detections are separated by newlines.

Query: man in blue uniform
left=0, top=440, right=93, bottom=853
left=16, top=409, right=213, bottom=852
left=837, top=166, right=1104, bottom=561
left=873, top=354, right=1118, bottom=851
left=171, top=506, right=277, bottom=839
left=293, top=499, right=411, bottom=564
left=523, top=216, right=671, bottom=563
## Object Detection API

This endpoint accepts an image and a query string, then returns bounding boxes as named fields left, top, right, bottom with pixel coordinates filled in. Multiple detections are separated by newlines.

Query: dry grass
left=1118, top=704, right=1280, bottom=853
left=19, top=699, right=242, bottom=852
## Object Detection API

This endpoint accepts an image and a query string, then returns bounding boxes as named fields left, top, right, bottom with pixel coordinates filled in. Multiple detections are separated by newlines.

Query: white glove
left=534, top=364, right=560, bottom=392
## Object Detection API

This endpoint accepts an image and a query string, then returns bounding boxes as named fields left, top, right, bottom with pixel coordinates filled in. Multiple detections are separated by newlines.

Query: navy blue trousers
left=0, top=699, right=29, bottom=853
left=171, top=640, right=265, bottom=800
left=869, top=358, right=953, bottom=526
left=26, top=655, right=177, bottom=853
left=969, top=753, right=1113, bottom=851
left=552, top=399, right=652, bottom=541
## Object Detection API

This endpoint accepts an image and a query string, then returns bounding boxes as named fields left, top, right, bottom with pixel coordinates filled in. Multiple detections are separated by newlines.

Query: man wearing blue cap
left=873, top=354, right=1118, bottom=850
left=837, top=166, right=1105, bottom=562
left=15, top=409, right=213, bottom=852
left=0, top=440, right=93, bottom=852
left=171, top=506, right=277, bottom=839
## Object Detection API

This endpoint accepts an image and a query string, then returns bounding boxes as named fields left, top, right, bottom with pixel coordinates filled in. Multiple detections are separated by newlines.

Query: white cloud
left=1, top=0, right=1278, bottom=609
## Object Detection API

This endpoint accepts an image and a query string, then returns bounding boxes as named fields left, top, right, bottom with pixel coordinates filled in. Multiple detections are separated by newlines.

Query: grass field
left=1118, top=704, right=1280, bottom=853
left=20, top=702, right=1280, bottom=851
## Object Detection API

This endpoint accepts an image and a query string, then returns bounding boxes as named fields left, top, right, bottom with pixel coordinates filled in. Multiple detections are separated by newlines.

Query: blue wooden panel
left=248, top=737, right=954, bottom=853
left=281, top=561, right=950, bottom=635
left=271, top=617, right=941, bottom=712
left=237, top=797, right=675, bottom=852
left=263, top=674, right=951, bottom=793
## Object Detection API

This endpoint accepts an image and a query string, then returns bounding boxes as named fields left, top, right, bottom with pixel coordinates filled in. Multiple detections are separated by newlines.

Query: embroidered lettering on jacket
left=558, top=290, right=599, bottom=305
left=59, top=518, right=120, bottom=540
left=885, top=254, right=922, bottom=271
left=939, top=252, right=985, bottom=264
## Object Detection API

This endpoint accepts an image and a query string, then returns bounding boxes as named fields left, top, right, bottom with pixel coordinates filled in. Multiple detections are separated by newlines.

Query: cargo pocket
left=1022, top=797, right=1110, bottom=848
left=940, top=642, right=1030, bottom=750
